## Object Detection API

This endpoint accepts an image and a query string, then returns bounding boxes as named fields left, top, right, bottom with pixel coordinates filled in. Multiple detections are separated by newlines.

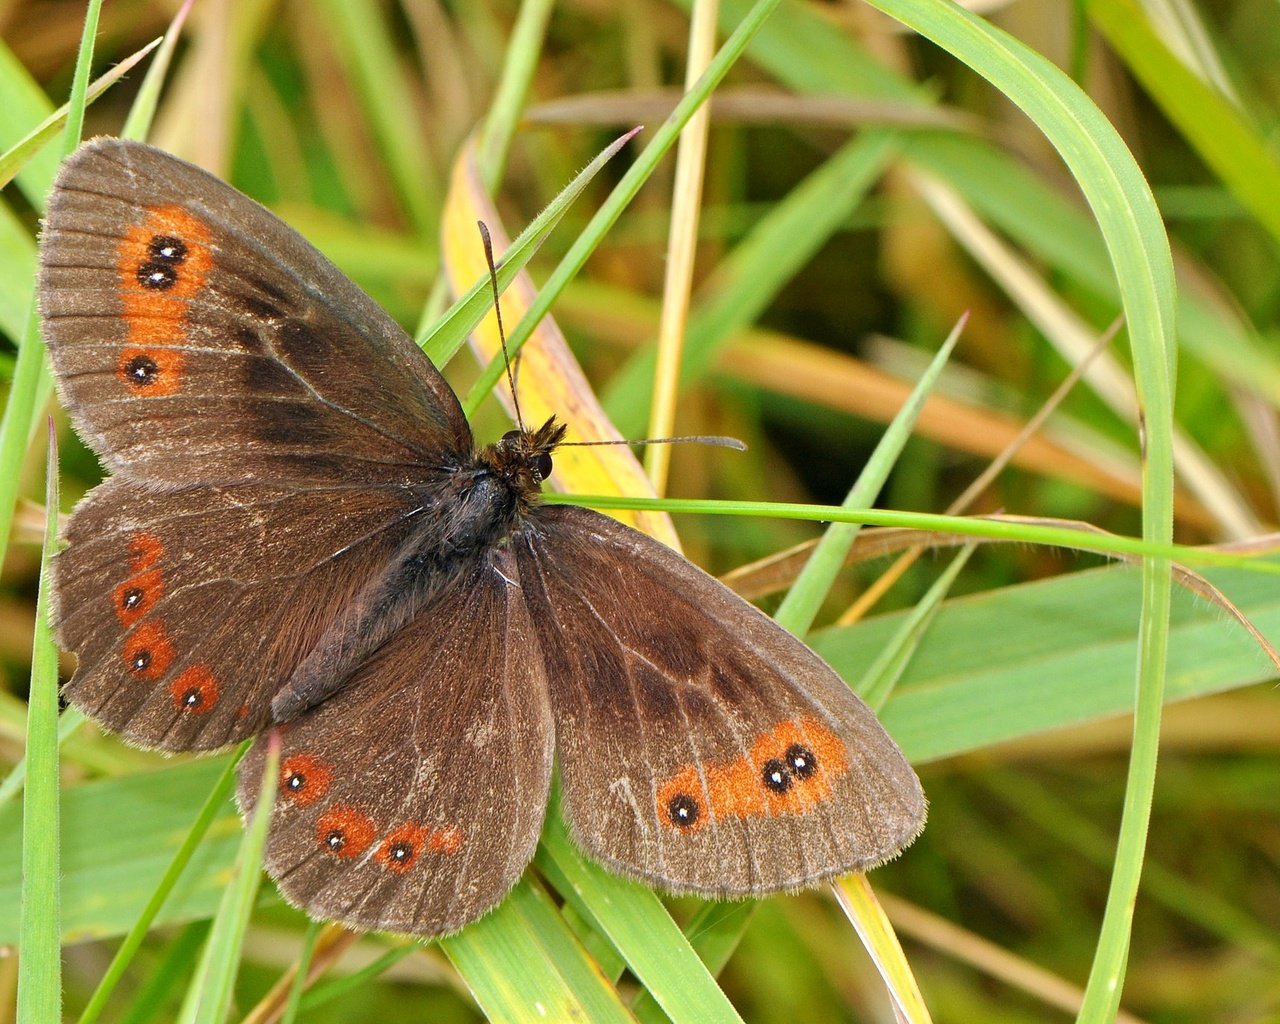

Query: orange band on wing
left=114, top=205, right=213, bottom=396
left=656, top=717, right=850, bottom=833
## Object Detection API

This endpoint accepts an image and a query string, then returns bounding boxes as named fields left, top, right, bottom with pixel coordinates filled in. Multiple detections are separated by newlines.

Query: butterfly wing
left=236, top=551, right=554, bottom=935
left=39, top=137, right=471, bottom=486
left=515, top=506, right=925, bottom=896
left=41, top=138, right=473, bottom=750
left=55, top=476, right=424, bottom=750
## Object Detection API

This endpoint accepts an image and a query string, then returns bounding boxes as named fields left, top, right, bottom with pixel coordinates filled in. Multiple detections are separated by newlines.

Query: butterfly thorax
left=268, top=417, right=566, bottom=724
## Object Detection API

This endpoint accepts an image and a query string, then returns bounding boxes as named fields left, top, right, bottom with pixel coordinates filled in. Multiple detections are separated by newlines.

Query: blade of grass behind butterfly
left=0, top=41, right=159, bottom=190
left=439, top=132, right=677, bottom=544
left=408, top=0, right=554, bottom=334
left=120, top=0, right=194, bottom=143
left=602, top=128, right=899, bottom=437
left=16, top=424, right=61, bottom=1024
left=864, top=4, right=1176, bottom=1017
left=439, top=879, right=635, bottom=1024
left=420, top=126, right=638, bottom=366
left=463, top=0, right=784, bottom=411
left=0, top=0, right=101, bottom=596
left=176, top=739, right=277, bottom=1024
left=536, top=789, right=747, bottom=1024
left=77, top=751, right=244, bottom=1024
left=772, top=317, right=964, bottom=638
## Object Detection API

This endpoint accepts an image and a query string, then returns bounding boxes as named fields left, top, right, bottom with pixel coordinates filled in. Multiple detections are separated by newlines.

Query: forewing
left=39, top=137, right=471, bottom=486
left=56, top=477, right=423, bottom=751
left=517, top=506, right=925, bottom=896
left=237, top=553, right=554, bottom=936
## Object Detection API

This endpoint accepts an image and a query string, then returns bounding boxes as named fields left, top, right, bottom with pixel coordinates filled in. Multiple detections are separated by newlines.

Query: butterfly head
left=480, top=417, right=567, bottom=504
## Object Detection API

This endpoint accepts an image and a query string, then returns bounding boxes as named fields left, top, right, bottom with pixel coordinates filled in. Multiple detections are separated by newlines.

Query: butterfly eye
left=761, top=758, right=792, bottom=794
left=785, top=744, right=817, bottom=779
left=534, top=452, right=553, bottom=481
left=500, top=429, right=521, bottom=443
left=667, top=792, right=702, bottom=829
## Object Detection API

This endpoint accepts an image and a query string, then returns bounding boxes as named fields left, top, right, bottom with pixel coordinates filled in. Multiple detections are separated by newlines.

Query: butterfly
left=38, top=137, right=925, bottom=937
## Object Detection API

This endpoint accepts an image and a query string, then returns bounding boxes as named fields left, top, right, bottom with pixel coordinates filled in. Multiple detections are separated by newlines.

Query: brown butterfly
left=39, top=137, right=925, bottom=937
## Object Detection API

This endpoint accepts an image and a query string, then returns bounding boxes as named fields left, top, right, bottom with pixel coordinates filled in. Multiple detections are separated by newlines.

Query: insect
left=39, top=137, right=925, bottom=936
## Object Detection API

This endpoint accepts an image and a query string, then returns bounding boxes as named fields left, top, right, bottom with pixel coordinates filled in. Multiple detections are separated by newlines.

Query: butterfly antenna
left=561, top=435, right=747, bottom=451
left=478, top=221, right=525, bottom=432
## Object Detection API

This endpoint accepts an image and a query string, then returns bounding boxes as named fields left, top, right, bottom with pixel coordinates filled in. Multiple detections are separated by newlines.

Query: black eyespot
left=785, top=744, right=817, bottom=779
left=761, top=758, right=792, bottom=793
left=125, top=355, right=159, bottom=385
left=667, top=793, right=701, bottom=829
left=136, top=261, right=178, bottom=290
left=325, top=830, right=346, bottom=852
left=148, top=235, right=187, bottom=263
left=285, top=772, right=306, bottom=792
left=121, top=587, right=144, bottom=610
left=180, top=688, right=203, bottom=709
left=534, top=452, right=553, bottom=480
left=130, top=649, right=152, bottom=672
left=389, top=841, right=414, bottom=862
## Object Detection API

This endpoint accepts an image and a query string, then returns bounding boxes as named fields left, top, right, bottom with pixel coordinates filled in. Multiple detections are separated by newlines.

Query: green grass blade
left=77, top=750, right=244, bottom=1024
left=536, top=792, right=746, bottom=1024
left=440, top=879, right=636, bottom=1023
left=475, top=0, right=554, bottom=191
left=178, top=740, right=276, bottom=1024
left=16, top=423, right=61, bottom=1024
left=0, top=40, right=158, bottom=189
left=0, top=40, right=66, bottom=202
left=856, top=3, right=1177, bottom=1014
left=295, top=943, right=419, bottom=1015
left=463, top=0, right=785, bottom=414
left=121, top=0, right=194, bottom=142
left=279, top=918, right=321, bottom=1024
left=774, top=319, right=962, bottom=637
left=859, top=543, right=977, bottom=712
left=421, top=127, right=639, bottom=367
left=603, top=129, right=899, bottom=436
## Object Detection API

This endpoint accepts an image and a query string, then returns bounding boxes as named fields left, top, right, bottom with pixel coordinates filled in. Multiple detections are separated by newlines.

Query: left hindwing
left=515, top=506, right=926, bottom=896
left=236, top=552, right=554, bottom=936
